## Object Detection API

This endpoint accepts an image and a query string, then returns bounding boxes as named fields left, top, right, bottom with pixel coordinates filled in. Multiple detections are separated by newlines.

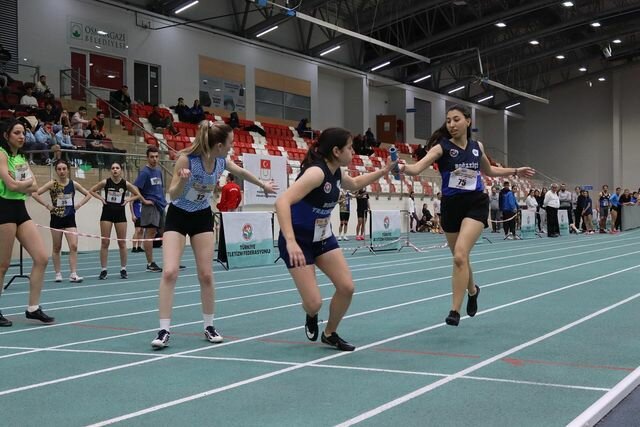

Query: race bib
left=602, top=199, right=609, bottom=207
left=447, top=168, right=477, bottom=191
left=57, top=194, right=73, bottom=207
left=186, top=182, right=215, bottom=202
left=313, top=218, right=331, bottom=242
left=14, top=164, right=32, bottom=181
left=107, top=189, right=123, bottom=204
left=150, top=177, right=162, bottom=186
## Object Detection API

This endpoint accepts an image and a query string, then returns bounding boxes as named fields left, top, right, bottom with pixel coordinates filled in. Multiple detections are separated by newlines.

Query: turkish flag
left=260, top=159, right=272, bottom=180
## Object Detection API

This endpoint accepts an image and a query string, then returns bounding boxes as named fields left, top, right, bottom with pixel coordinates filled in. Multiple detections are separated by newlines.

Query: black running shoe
left=0, top=311, right=12, bottom=327
left=146, top=262, right=162, bottom=272
left=305, top=314, right=319, bottom=341
left=466, top=285, right=480, bottom=317
left=151, top=329, right=170, bottom=349
left=445, top=310, right=460, bottom=326
left=120, top=269, right=128, bottom=279
left=179, top=265, right=186, bottom=270
left=98, top=269, right=108, bottom=280
left=25, top=307, right=55, bottom=323
left=321, top=331, right=355, bottom=351
left=204, top=325, right=223, bottom=343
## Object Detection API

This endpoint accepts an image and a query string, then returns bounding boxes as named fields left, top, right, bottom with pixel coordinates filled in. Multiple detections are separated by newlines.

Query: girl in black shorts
left=401, top=105, right=535, bottom=326
left=90, top=162, right=142, bottom=280
left=32, top=160, right=92, bottom=283
left=0, top=120, right=54, bottom=326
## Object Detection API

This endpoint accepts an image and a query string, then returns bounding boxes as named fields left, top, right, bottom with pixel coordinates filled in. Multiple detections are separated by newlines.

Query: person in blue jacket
left=499, top=181, right=518, bottom=239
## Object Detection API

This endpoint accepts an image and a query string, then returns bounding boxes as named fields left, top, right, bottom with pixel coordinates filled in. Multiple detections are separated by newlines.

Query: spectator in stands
left=88, top=111, right=107, bottom=138
left=610, top=187, right=621, bottom=232
left=418, top=203, right=433, bottom=232
left=55, top=125, right=78, bottom=151
left=20, top=86, right=38, bottom=108
left=355, top=188, right=369, bottom=240
left=216, top=174, right=242, bottom=212
left=173, top=97, right=191, bottom=123
left=543, top=183, right=560, bottom=237
left=499, top=181, right=518, bottom=239
left=58, top=110, right=71, bottom=131
left=364, top=127, right=379, bottom=148
left=20, top=118, right=47, bottom=165
left=190, top=99, right=205, bottom=124
left=229, top=111, right=240, bottom=129
left=407, top=190, right=419, bottom=232
left=581, top=190, right=595, bottom=234
left=35, top=75, right=50, bottom=96
left=597, top=185, right=610, bottom=233
left=414, top=144, right=427, bottom=161
left=71, top=106, right=90, bottom=136
left=37, top=102, right=58, bottom=124
left=433, top=192, right=442, bottom=233
left=296, top=118, right=311, bottom=138
left=109, top=85, right=131, bottom=117
left=148, top=105, right=178, bottom=135
left=489, top=185, right=500, bottom=232
left=632, top=191, right=638, bottom=204
left=558, top=183, right=574, bottom=231
left=34, top=122, right=61, bottom=163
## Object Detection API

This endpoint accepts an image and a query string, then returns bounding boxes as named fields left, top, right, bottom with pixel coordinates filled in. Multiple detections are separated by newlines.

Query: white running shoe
left=69, top=273, right=84, bottom=283
left=343, top=236, right=349, bottom=241
left=204, top=325, right=223, bottom=343
left=55, top=272, right=63, bottom=282
left=337, top=236, right=342, bottom=241
left=151, top=329, right=170, bottom=349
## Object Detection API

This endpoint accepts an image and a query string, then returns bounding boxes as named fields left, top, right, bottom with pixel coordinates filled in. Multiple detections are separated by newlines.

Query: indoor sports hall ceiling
left=101, top=0, right=640, bottom=109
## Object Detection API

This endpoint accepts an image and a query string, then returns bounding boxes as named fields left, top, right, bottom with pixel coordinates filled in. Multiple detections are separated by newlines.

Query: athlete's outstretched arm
left=401, top=144, right=443, bottom=176
left=341, top=159, right=395, bottom=192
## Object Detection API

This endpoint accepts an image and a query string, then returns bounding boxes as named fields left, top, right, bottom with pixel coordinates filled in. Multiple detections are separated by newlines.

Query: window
left=256, top=86, right=310, bottom=121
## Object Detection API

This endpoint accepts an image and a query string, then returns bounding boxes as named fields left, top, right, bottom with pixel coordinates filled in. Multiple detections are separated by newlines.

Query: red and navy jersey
left=435, top=138, right=484, bottom=197
left=290, top=162, right=341, bottom=231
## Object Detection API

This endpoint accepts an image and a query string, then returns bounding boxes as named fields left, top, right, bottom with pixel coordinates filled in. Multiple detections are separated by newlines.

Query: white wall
left=317, top=70, right=345, bottom=130
left=508, top=77, right=614, bottom=188
left=368, top=86, right=390, bottom=132
left=18, top=0, right=318, bottom=122
left=616, top=66, right=640, bottom=189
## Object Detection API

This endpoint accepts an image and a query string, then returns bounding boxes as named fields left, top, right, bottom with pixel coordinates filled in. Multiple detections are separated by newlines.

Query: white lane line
left=0, top=344, right=611, bottom=393
left=8, top=230, right=631, bottom=298
left=567, top=365, right=640, bottom=427
left=70, top=266, right=640, bottom=427
left=6, top=232, right=637, bottom=315
left=3, top=237, right=637, bottom=337
left=335, top=293, right=640, bottom=426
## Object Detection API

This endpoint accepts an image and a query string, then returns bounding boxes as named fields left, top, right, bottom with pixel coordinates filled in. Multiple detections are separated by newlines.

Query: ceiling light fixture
left=529, top=40, right=540, bottom=45
left=371, top=61, right=391, bottom=71
left=448, top=85, right=465, bottom=94
left=561, top=1, right=574, bottom=7
left=477, top=95, right=494, bottom=103
left=556, top=55, right=565, bottom=59
left=256, top=25, right=279, bottom=38
left=612, top=39, right=622, bottom=44
left=175, top=1, right=199, bottom=14
left=579, top=67, right=587, bottom=72
left=590, top=22, right=601, bottom=27
left=412, top=74, right=432, bottom=83
left=495, top=22, right=506, bottom=28
left=319, top=45, right=341, bottom=56
left=598, top=77, right=606, bottom=82
left=505, top=102, right=521, bottom=110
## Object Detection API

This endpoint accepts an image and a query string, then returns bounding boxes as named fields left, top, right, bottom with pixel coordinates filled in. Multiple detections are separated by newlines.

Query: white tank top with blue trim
left=172, top=154, right=226, bottom=212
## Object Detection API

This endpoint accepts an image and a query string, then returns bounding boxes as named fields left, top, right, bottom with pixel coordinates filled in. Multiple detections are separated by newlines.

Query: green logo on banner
left=71, top=23, right=83, bottom=39
left=242, top=223, right=253, bottom=241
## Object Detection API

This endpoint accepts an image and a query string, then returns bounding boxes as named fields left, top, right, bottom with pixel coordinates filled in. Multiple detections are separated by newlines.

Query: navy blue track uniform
left=278, top=161, right=341, bottom=268
left=436, top=139, right=489, bottom=232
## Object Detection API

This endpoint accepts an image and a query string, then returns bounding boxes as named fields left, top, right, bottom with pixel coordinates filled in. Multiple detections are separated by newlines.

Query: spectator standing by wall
left=543, top=184, right=560, bottom=237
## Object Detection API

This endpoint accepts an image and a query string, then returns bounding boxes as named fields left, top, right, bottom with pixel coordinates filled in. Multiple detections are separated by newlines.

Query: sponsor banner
left=222, top=212, right=273, bottom=269
left=198, top=76, right=246, bottom=112
left=68, top=16, right=128, bottom=53
left=521, top=209, right=537, bottom=239
left=371, top=210, right=401, bottom=251
left=242, top=154, right=286, bottom=205
left=558, top=209, right=569, bottom=236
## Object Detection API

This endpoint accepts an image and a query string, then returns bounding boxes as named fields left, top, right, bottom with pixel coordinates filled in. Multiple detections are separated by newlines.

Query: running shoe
left=204, top=325, right=223, bottom=343
left=305, top=314, right=319, bottom=341
left=445, top=310, right=460, bottom=326
left=98, top=270, right=108, bottom=280
left=151, top=329, right=170, bottom=349
left=321, top=331, right=355, bottom=351
left=466, top=285, right=480, bottom=317
left=25, top=306, right=55, bottom=323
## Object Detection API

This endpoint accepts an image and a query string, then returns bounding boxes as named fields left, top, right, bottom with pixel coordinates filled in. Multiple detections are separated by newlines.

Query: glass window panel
left=284, top=93, right=310, bottom=109
left=256, top=87, right=283, bottom=104
left=284, top=107, right=310, bottom=122
left=256, top=102, right=283, bottom=119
